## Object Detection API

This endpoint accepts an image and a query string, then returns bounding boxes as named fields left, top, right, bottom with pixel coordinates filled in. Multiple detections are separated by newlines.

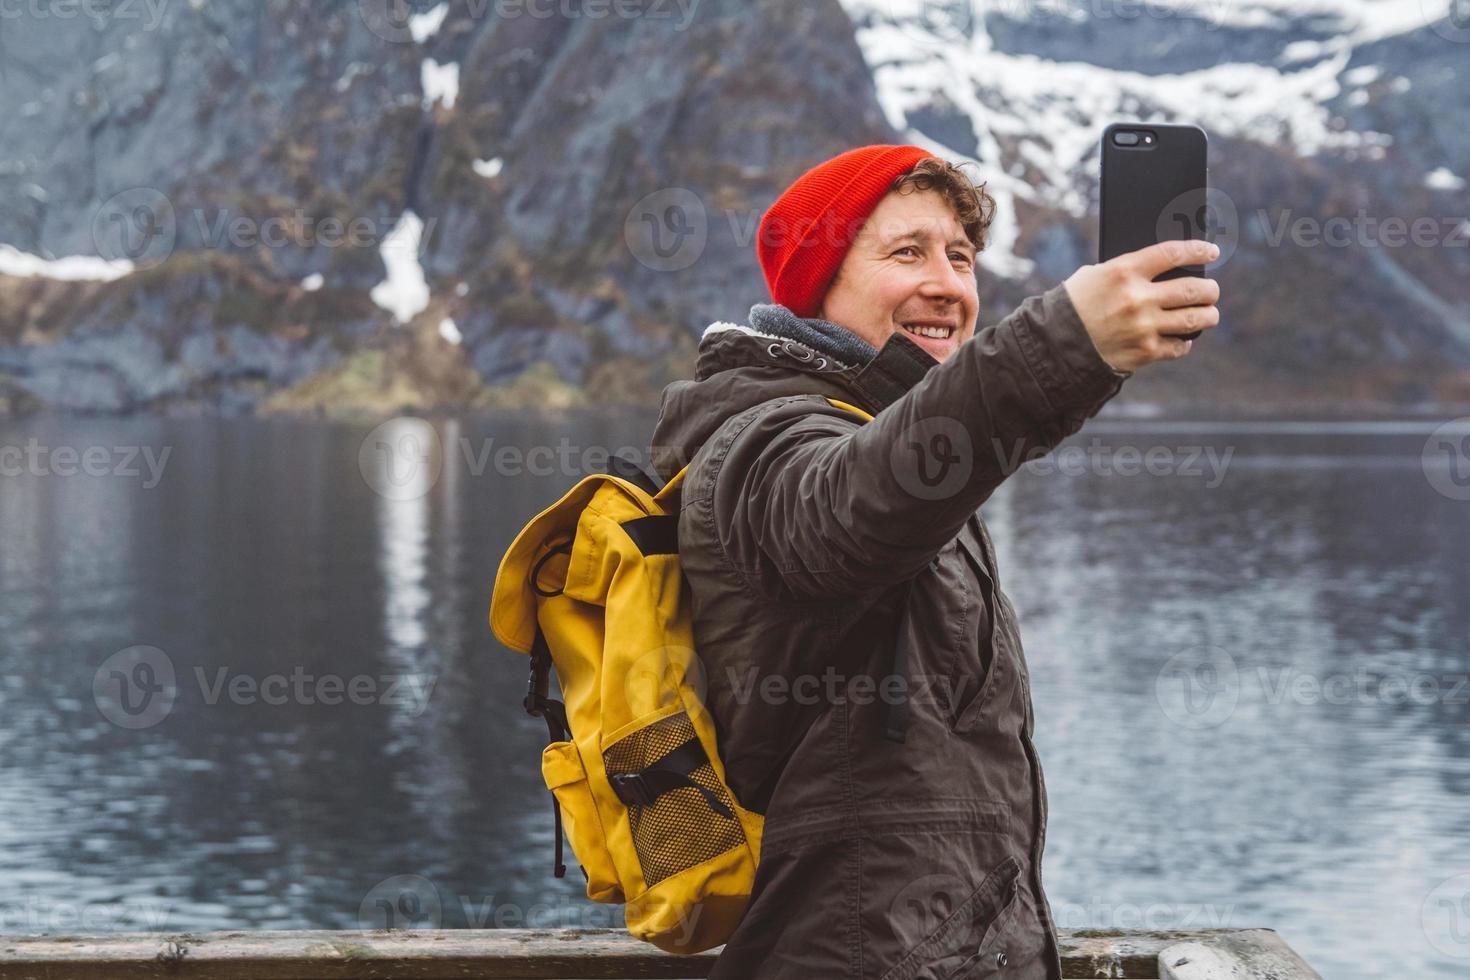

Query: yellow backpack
left=488, top=397, right=873, bottom=954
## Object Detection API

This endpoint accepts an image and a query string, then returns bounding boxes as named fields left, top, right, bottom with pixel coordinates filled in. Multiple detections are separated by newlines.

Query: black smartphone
left=1099, top=122, right=1210, bottom=340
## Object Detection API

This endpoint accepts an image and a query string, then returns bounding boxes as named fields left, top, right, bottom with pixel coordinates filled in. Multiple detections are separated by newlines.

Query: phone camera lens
left=1114, top=132, right=1140, bottom=147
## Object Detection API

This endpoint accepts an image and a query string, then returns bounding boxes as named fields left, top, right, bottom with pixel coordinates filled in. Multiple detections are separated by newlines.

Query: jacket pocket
left=541, top=740, right=624, bottom=903
left=938, top=886, right=1029, bottom=979
left=600, top=709, right=747, bottom=888
left=879, top=855, right=1022, bottom=980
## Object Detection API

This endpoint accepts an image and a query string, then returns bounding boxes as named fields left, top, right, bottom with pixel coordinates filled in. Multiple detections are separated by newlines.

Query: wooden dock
left=0, top=926, right=1322, bottom=978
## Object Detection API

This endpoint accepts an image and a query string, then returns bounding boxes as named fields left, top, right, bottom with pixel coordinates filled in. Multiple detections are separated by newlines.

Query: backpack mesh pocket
left=602, top=711, right=744, bottom=887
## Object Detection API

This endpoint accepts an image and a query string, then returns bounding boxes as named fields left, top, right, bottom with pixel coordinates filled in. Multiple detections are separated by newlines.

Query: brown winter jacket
left=648, top=283, right=1131, bottom=979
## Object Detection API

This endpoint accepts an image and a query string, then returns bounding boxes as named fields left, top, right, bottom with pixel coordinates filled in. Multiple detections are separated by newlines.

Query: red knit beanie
left=757, top=144, right=939, bottom=318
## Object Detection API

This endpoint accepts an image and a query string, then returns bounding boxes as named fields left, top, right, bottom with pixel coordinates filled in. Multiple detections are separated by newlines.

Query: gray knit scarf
left=747, top=303, right=878, bottom=370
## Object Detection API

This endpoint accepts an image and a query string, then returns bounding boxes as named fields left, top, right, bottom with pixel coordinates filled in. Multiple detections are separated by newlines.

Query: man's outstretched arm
left=689, top=240, right=1221, bottom=601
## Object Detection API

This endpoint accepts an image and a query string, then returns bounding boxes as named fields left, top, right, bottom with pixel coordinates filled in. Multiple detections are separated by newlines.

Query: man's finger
left=1127, top=239, right=1220, bottom=279
left=1155, top=303, right=1220, bottom=337
left=1151, top=274, right=1221, bottom=310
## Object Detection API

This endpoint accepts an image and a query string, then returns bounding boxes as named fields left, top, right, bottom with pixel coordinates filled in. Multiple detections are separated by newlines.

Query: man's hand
left=1063, top=240, right=1222, bottom=375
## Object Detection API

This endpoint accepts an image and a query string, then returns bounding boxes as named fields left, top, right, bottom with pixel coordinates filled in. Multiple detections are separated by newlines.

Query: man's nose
left=918, top=253, right=969, bottom=303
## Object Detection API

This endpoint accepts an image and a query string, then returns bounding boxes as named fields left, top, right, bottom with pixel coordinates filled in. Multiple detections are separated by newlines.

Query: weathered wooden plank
left=0, top=928, right=1294, bottom=980
left=2, top=930, right=700, bottom=980
left=1158, top=929, right=1324, bottom=980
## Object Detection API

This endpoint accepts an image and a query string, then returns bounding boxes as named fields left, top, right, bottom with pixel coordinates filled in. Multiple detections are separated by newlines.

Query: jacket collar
left=847, top=330, right=937, bottom=413
left=650, top=317, right=937, bottom=485
left=692, top=317, right=935, bottom=415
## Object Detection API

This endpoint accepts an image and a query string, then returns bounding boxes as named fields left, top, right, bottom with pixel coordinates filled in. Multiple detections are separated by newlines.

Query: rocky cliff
left=0, top=0, right=1467, bottom=416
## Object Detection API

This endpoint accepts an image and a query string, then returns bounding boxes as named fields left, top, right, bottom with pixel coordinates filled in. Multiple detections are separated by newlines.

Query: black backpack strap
left=607, top=736, right=734, bottom=819
left=882, top=574, right=922, bottom=744
left=607, top=453, right=661, bottom=496
left=525, top=628, right=570, bottom=878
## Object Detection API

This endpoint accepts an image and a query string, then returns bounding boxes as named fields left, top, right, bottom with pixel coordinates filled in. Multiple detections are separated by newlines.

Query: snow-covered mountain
left=0, top=0, right=1466, bottom=414
left=840, top=0, right=1470, bottom=407
left=848, top=0, right=1437, bottom=260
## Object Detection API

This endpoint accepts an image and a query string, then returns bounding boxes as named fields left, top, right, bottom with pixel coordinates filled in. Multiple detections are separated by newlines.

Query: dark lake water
left=1, top=412, right=1467, bottom=979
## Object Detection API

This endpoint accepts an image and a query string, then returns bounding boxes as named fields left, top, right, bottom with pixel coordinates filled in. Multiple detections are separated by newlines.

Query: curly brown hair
left=888, top=157, right=998, bottom=254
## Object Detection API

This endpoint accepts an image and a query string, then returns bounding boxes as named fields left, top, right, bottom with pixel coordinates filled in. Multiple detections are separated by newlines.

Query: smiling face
left=817, top=187, right=980, bottom=363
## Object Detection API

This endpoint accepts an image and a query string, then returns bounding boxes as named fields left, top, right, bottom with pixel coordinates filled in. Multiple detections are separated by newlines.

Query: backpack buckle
left=523, top=663, right=547, bottom=716
left=608, top=772, right=656, bottom=807
left=525, top=632, right=553, bottom=717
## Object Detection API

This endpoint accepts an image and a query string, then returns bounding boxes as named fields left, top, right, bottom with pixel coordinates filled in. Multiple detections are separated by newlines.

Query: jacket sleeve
left=686, top=282, right=1132, bottom=601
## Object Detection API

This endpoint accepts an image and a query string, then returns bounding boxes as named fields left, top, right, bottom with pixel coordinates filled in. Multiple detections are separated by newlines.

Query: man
left=649, top=144, right=1220, bottom=979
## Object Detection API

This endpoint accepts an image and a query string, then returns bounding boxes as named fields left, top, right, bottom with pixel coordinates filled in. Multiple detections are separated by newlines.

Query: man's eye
left=894, top=246, right=919, bottom=257
left=951, top=253, right=973, bottom=264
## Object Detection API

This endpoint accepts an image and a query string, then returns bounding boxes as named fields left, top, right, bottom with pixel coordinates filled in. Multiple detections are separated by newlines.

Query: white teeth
left=902, top=324, right=952, bottom=340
